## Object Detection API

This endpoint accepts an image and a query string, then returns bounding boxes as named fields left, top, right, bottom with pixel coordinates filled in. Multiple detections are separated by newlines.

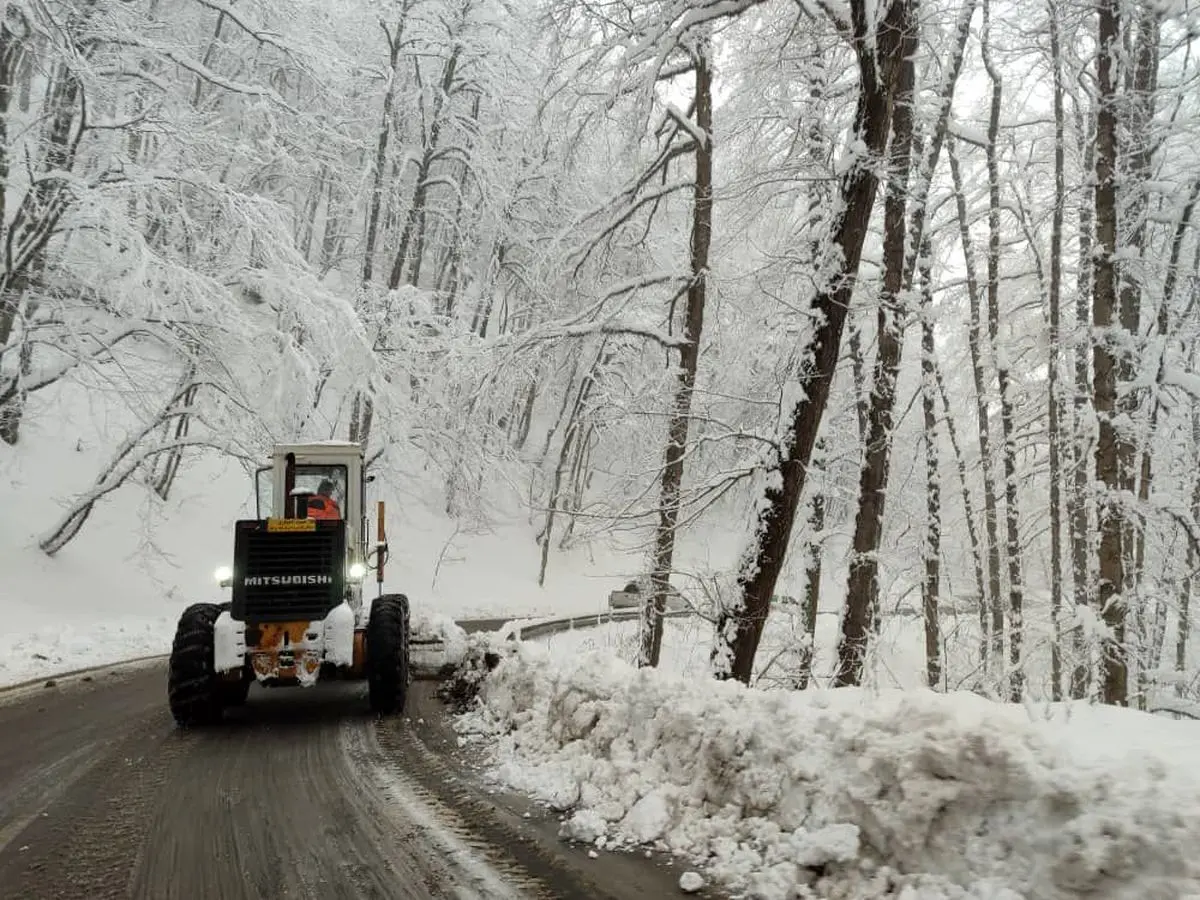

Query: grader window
left=254, top=464, right=348, bottom=519
left=292, top=465, right=347, bottom=520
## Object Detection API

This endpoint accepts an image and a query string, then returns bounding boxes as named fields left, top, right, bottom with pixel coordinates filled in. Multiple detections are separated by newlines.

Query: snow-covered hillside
left=457, top=643, right=1200, bottom=900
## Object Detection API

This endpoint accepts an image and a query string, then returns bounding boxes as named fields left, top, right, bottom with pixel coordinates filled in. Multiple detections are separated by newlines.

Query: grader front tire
left=366, top=594, right=411, bottom=715
left=168, top=602, right=226, bottom=727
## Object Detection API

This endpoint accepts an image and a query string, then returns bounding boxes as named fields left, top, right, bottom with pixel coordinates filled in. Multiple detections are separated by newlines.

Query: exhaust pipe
left=284, top=452, right=297, bottom=518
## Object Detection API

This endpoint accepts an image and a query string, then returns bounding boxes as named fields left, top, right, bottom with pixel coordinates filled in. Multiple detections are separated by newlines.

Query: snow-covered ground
left=525, top=606, right=982, bottom=694
left=456, top=641, right=1200, bottom=900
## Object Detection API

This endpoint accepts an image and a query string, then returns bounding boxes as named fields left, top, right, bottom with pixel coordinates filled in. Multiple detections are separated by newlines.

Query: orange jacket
left=307, top=494, right=341, bottom=520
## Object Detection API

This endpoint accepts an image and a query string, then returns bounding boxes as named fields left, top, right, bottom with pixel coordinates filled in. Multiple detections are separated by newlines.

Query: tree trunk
left=915, top=243, right=942, bottom=689
left=387, top=47, right=460, bottom=290
left=0, top=8, right=23, bottom=275
left=1093, top=0, right=1127, bottom=706
left=1069, top=116, right=1096, bottom=700
left=349, top=16, right=402, bottom=460
left=537, top=354, right=582, bottom=466
left=981, top=1, right=1026, bottom=701
left=848, top=326, right=871, bottom=444
left=934, top=364, right=988, bottom=667
left=434, top=92, right=483, bottom=316
left=834, top=0, right=967, bottom=687
left=514, top=374, right=539, bottom=452
left=1181, top=405, right=1200, bottom=692
left=149, top=375, right=199, bottom=501
left=0, top=51, right=84, bottom=444
left=1162, top=193, right=1200, bottom=694
left=362, top=17, right=407, bottom=287
left=797, top=456, right=826, bottom=691
left=947, top=138, right=1003, bottom=684
left=713, top=0, right=914, bottom=684
left=537, top=345, right=606, bottom=586
left=297, top=164, right=330, bottom=264
left=640, top=41, right=713, bottom=668
left=40, top=381, right=203, bottom=555
left=1121, top=5, right=1159, bottom=708
left=1047, top=0, right=1067, bottom=702
left=834, top=15, right=917, bottom=687
left=558, top=423, right=595, bottom=548
left=347, top=391, right=375, bottom=449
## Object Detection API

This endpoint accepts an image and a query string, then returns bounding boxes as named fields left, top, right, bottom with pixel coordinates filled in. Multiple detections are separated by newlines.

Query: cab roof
left=270, top=441, right=364, bottom=461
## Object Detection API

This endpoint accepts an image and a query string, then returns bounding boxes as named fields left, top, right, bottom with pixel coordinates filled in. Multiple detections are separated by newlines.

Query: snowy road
left=0, top=621, right=703, bottom=900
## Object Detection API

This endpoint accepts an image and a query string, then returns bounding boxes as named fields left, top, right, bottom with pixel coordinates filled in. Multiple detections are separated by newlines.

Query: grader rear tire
left=168, top=602, right=226, bottom=727
left=366, top=594, right=411, bottom=715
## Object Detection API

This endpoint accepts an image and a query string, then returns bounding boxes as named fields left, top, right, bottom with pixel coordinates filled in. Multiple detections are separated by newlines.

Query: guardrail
left=503, top=606, right=695, bottom=642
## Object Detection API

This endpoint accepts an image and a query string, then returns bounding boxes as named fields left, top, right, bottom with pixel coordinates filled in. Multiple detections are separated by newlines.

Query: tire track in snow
left=340, top=721, right=535, bottom=900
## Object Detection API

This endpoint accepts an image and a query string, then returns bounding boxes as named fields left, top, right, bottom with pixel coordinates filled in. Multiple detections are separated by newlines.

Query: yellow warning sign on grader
left=266, top=518, right=317, bottom=532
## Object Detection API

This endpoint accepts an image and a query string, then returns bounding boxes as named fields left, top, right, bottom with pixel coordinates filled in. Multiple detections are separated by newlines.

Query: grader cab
left=167, top=442, right=411, bottom=726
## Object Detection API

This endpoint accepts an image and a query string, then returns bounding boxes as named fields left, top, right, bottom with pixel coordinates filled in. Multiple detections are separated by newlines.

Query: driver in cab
left=307, top=478, right=342, bottom=520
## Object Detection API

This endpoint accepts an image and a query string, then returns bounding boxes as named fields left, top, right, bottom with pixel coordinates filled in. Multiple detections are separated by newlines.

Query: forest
left=2, top=0, right=1199, bottom=709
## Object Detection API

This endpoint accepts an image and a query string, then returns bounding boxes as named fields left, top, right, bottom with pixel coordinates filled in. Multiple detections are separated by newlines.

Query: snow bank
left=0, top=618, right=174, bottom=686
left=456, top=646, right=1200, bottom=900
left=408, top=607, right=471, bottom=667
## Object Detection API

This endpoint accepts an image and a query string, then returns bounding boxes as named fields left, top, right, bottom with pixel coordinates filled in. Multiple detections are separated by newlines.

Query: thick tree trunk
left=1181, top=406, right=1200, bottom=692
left=1047, top=0, right=1067, bottom=701
left=641, top=43, right=713, bottom=668
left=1069, top=118, right=1096, bottom=700
left=834, top=17, right=917, bottom=687
left=713, top=0, right=913, bottom=684
left=1093, top=0, right=1127, bottom=706
left=834, top=0, right=966, bottom=687
left=1122, top=6, right=1159, bottom=707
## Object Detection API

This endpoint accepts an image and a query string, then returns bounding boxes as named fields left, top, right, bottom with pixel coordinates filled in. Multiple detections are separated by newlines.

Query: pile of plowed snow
left=454, top=644, right=1200, bottom=899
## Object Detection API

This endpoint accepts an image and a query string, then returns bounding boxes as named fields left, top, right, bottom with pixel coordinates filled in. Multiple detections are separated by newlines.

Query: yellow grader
left=167, top=442, right=410, bottom=726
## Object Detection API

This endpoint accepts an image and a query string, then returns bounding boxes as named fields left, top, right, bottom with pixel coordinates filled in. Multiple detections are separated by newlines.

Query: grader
left=167, top=442, right=411, bottom=726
